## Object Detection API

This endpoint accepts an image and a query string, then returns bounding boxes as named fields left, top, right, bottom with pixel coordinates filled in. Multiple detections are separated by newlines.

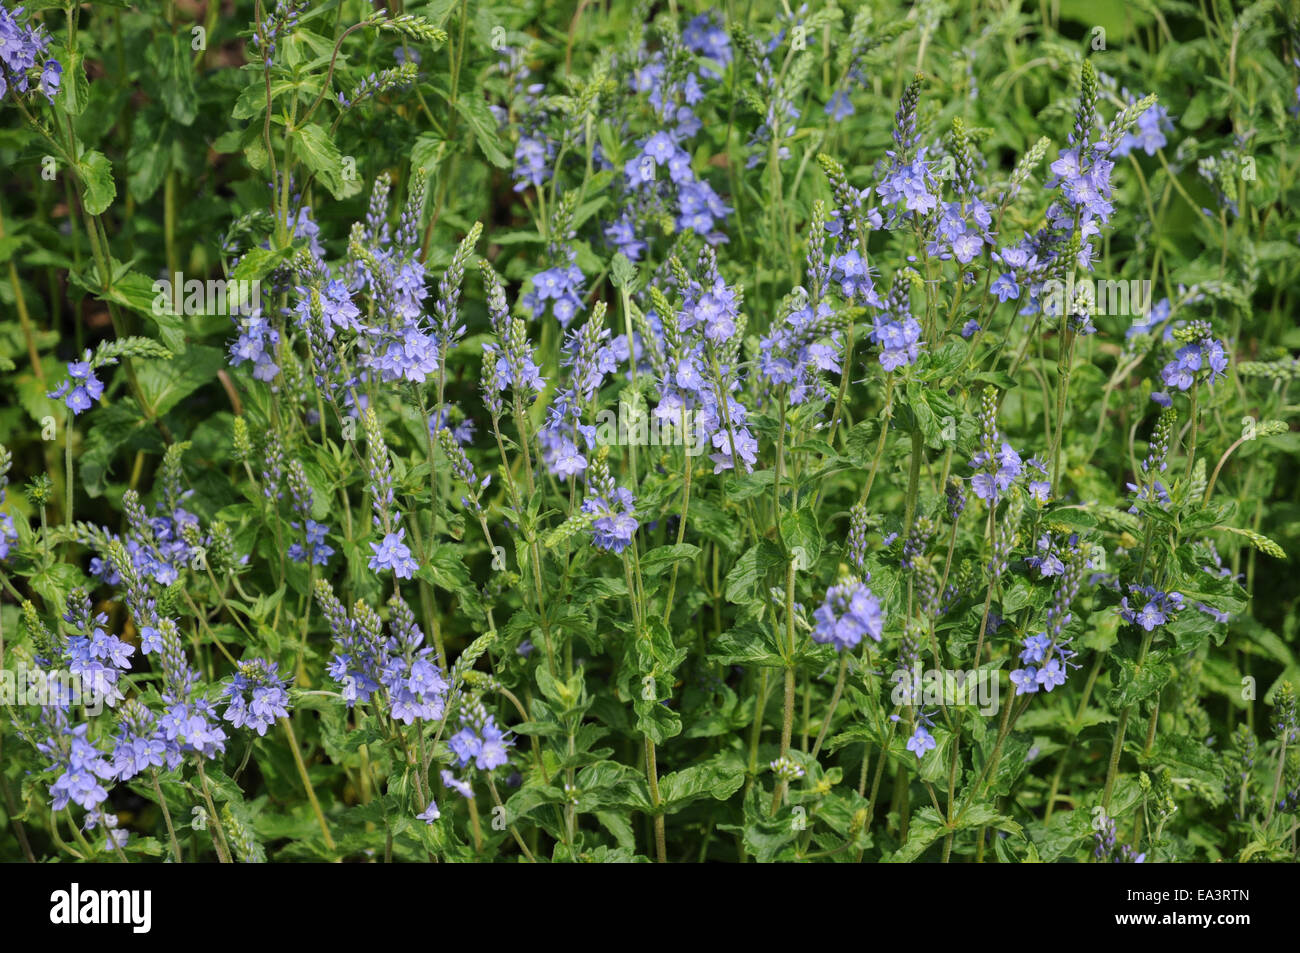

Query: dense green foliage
left=0, top=0, right=1298, bottom=863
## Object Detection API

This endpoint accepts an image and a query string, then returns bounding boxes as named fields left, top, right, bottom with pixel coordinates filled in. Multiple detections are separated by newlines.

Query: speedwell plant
left=0, top=0, right=1297, bottom=863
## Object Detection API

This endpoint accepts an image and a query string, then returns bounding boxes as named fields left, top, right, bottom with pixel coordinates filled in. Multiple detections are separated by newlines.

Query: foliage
left=0, top=0, right=1298, bottom=864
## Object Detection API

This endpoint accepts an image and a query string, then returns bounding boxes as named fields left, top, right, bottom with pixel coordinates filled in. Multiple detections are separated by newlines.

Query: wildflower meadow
left=0, top=0, right=1297, bottom=883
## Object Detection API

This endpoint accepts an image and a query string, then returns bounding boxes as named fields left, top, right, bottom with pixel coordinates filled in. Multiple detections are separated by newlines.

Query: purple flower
left=812, top=579, right=884, bottom=652
left=441, top=769, right=474, bottom=798
left=969, top=441, right=1023, bottom=503
left=448, top=698, right=513, bottom=772
left=1112, top=102, right=1173, bottom=158
left=871, top=316, right=923, bottom=371
left=551, top=438, right=587, bottom=478
left=222, top=658, right=292, bottom=736
left=48, top=350, right=105, bottom=415
left=1037, top=658, right=1067, bottom=691
left=1010, top=668, right=1039, bottom=695
left=990, top=273, right=1019, bottom=302
left=1020, top=634, right=1051, bottom=665
left=288, top=519, right=335, bottom=566
left=825, top=89, right=854, bottom=121
left=582, top=487, right=638, bottom=554
left=1119, top=584, right=1184, bottom=631
left=906, top=726, right=936, bottom=758
left=369, top=528, right=418, bottom=578
left=1159, top=331, right=1228, bottom=391
left=38, top=58, right=60, bottom=99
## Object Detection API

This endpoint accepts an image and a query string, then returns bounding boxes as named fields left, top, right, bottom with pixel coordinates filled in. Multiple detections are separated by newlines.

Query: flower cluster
left=62, top=590, right=133, bottom=709
left=250, top=0, right=305, bottom=68
left=221, top=659, right=292, bottom=736
left=866, top=272, right=923, bottom=372
left=969, top=388, right=1023, bottom=504
left=448, top=696, right=513, bottom=773
left=1160, top=321, right=1229, bottom=391
left=812, top=578, right=884, bottom=652
left=875, top=77, right=937, bottom=219
left=1112, top=98, right=1173, bottom=158
left=1010, top=551, right=1086, bottom=695
left=1010, top=634, right=1067, bottom=695
left=582, top=453, right=638, bottom=555
left=109, top=699, right=175, bottom=781
left=48, top=351, right=106, bottom=415
left=0, top=4, right=60, bottom=102
left=318, top=583, right=449, bottom=724
left=651, top=249, right=758, bottom=473
left=538, top=304, right=618, bottom=478
left=1119, top=585, right=1185, bottom=632
left=770, top=755, right=805, bottom=782
left=610, top=14, right=733, bottom=249
left=1126, top=408, right=1175, bottom=514
left=1093, top=814, right=1146, bottom=863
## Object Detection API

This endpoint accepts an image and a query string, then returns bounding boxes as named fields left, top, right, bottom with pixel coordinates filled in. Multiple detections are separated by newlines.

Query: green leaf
left=57, top=47, right=89, bottom=116
left=126, top=111, right=171, bottom=203
left=658, top=755, right=745, bottom=813
left=411, top=132, right=446, bottom=174
left=638, top=543, right=700, bottom=577
left=725, top=469, right=775, bottom=502
left=779, top=505, right=822, bottom=568
left=1147, top=735, right=1227, bottom=802
left=79, top=150, right=116, bottom=215
left=709, top=622, right=785, bottom=668
left=135, top=345, right=225, bottom=417
left=29, top=563, right=88, bottom=613
left=291, top=123, right=361, bottom=200
left=452, top=94, right=511, bottom=168
left=149, top=33, right=198, bottom=126
left=889, top=807, right=947, bottom=862
left=1107, top=653, right=1174, bottom=709
left=230, top=246, right=291, bottom=284
left=80, top=401, right=156, bottom=496
left=724, top=540, right=784, bottom=604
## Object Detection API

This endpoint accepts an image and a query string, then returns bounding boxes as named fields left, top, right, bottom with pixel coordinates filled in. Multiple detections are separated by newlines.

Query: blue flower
left=1037, top=659, right=1067, bottom=691
left=0, top=5, right=59, bottom=102
left=513, top=134, right=552, bottom=191
left=969, top=441, right=1023, bottom=503
left=1010, top=668, right=1039, bottom=695
left=369, top=528, right=418, bottom=578
left=1020, top=634, right=1051, bottom=665
left=48, top=350, right=105, bottom=415
left=222, top=659, right=292, bottom=736
left=448, top=698, right=513, bottom=772
left=38, top=58, right=60, bottom=99
left=441, top=769, right=474, bottom=798
left=1119, top=584, right=1184, bottom=631
left=0, top=512, right=16, bottom=560
left=824, top=89, right=854, bottom=121
left=288, top=519, right=335, bottom=566
left=582, top=486, right=638, bottom=554
left=872, top=316, right=923, bottom=371
left=1112, top=101, right=1173, bottom=157
left=812, top=579, right=884, bottom=652
left=551, top=438, right=587, bottom=479
left=990, top=273, right=1019, bottom=302
left=831, top=248, right=880, bottom=303
left=877, top=157, right=937, bottom=214
left=906, top=726, right=936, bottom=758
